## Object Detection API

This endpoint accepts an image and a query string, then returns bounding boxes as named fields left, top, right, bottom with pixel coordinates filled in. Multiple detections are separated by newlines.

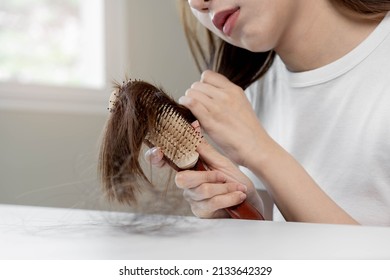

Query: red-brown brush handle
left=192, top=160, right=264, bottom=220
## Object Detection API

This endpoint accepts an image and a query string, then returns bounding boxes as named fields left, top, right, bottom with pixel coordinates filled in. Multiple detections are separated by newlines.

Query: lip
left=212, top=7, right=240, bottom=36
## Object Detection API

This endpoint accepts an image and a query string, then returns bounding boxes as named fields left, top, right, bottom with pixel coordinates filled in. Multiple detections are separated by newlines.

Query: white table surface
left=0, top=204, right=389, bottom=260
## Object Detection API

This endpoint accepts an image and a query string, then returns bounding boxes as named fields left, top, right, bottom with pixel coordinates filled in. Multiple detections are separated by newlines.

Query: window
left=0, top=0, right=129, bottom=113
left=0, top=0, right=104, bottom=88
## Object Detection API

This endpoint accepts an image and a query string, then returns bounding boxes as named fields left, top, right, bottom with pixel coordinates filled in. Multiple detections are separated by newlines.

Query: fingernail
left=179, top=96, right=190, bottom=105
left=191, top=120, right=201, bottom=133
left=239, top=193, right=247, bottom=201
left=192, top=120, right=200, bottom=128
left=238, top=184, right=247, bottom=192
left=175, top=173, right=185, bottom=188
left=150, top=147, right=163, bottom=164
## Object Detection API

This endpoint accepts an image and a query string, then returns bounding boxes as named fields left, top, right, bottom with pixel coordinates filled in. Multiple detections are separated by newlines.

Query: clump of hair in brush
left=98, top=79, right=201, bottom=205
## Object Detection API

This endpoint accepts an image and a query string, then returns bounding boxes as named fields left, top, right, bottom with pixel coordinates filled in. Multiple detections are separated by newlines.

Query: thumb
left=144, top=147, right=166, bottom=168
left=192, top=120, right=230, bottom=170
left=197, top=137, right=230, bottom=170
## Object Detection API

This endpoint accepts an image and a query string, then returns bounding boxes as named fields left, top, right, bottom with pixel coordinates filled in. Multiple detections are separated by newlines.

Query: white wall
left=107, top=0, right=199, bottom=96
left=0, top=0, right=198, bottom=214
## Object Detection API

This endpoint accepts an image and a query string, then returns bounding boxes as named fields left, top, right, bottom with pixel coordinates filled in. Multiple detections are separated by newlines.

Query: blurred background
left=0, top=0, right=198, bottom=215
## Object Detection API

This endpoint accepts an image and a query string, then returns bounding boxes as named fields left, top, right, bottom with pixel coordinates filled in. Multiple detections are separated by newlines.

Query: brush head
left=111, top=79, right=202, bottom=170
left=145, top=104, right=201, bottom=170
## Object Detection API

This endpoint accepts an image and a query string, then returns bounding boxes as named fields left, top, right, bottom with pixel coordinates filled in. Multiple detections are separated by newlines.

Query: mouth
left=212, top=7, right=240, bottom=36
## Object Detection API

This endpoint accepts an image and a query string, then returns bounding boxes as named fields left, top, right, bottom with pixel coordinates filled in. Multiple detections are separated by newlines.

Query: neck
left=275, top=1, right=385, bottom=72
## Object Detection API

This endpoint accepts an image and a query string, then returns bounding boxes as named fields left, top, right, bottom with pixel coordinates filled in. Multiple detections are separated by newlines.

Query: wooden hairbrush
left=106, top=79, right=264, bottom=220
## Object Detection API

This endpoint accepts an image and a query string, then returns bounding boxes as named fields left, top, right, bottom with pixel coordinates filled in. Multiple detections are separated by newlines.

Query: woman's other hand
left=179, top=70, right=270, bottom=167
left=175, top=139, right=264, bottom=219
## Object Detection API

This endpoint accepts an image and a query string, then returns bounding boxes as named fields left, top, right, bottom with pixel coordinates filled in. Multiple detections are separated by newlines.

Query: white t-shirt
left=242, top=13, right=390, bottom=226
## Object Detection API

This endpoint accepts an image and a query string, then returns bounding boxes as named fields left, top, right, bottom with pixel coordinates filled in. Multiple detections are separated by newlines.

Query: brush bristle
left=114, top=79, right=201, bottom=170
left=146, top=104, right=201, bottom=169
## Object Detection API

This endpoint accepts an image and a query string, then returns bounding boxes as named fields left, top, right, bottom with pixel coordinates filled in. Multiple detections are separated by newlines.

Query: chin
left=239, top=39, right=273, bottom=53
left=232, top=30, right=274, bottom=53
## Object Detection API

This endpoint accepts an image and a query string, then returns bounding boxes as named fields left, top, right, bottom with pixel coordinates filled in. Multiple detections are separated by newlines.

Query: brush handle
left=192, top=160, right=264, bottom=220
left=224, top=200, right=264, bottom=220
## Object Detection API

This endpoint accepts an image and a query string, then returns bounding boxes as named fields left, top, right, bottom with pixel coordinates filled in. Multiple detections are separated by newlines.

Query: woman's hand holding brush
left=145, top=122, right=264, bottom=219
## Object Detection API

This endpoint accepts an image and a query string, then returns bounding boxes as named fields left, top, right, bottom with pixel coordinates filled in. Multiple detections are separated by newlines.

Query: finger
left=180, top=86, right=216, bottom=112
left=191, top=206, right=229, bottom=219
left=200, top=70, right=235, bottom=89
left=191, top=120, right=201, bottom=133
left=190, top=191, right=247, bottom=216
left=144, top=147, right=165, bottom=168
left=179, top=89, right=219, bottom=127
left=183, top=182, right=247, bottom=201
left=190, top=81, right=221, bottom=99
left=175, top=170, right=227, bottom=189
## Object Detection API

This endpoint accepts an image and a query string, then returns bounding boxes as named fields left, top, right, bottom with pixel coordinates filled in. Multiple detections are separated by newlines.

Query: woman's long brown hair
left=177, top=0, right=390, bottom=89
left=98, top=80, right=189, bottom=204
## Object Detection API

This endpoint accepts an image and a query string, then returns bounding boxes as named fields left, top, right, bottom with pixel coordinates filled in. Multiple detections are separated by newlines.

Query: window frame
left=0, top=0, right=130, bottom=114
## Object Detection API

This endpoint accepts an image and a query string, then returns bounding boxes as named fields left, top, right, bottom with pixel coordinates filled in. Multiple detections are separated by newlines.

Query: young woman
left=146, top=0, right=390, bottom=226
